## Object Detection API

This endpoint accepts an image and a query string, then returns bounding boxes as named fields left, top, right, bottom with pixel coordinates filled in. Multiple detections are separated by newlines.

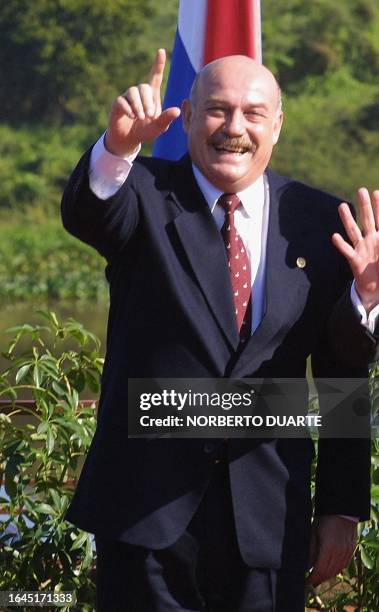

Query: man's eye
left=245, top=111, right=266, bottom=120
left=207, top=107, right=226, bottom=114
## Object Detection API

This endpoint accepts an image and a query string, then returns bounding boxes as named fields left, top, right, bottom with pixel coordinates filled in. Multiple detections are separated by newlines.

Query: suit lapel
left=168, top=156, right=240, bottom=350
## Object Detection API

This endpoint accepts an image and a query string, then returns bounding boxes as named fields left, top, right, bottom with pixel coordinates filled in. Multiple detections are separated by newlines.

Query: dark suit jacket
left=61, top=152, right=375, bottom=571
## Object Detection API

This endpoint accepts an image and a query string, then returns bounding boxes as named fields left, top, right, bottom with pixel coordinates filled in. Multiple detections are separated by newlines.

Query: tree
left=0, top=0, right=159, bottom=126
left=262, top=0, right=379, bottom=90
left=262, top=0, right=379, bottom=198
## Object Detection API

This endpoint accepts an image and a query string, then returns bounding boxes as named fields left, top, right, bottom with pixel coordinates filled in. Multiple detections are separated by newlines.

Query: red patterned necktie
left=218, top=193, right=252, bottom=344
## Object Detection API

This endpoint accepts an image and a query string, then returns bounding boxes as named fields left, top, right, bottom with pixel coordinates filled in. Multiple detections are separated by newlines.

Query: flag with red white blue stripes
left=153, top=0, right=262, bottom=160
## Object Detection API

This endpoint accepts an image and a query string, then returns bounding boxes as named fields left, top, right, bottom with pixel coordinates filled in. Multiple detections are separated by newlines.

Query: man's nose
left=223, top=110, right=245, bottom=136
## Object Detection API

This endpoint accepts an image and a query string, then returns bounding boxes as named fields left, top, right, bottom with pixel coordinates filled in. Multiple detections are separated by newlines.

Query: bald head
left=190, top=55, right=282, bottom=112
left=182, top=54, right=284, bottom=192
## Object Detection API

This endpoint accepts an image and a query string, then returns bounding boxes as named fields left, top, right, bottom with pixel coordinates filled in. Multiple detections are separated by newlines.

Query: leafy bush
left=0, top=218, right=107, bottom=303
left=0, top=312, right=103, bottom=611
left=305, top=446, right=379, bottom=610
left=0, top=124, right=96, bottom=211
left=305, top=366, right=379, bottom=611
left=271, top=70, right=379, bottom=203
left=0, top=124, right=108, bottom=304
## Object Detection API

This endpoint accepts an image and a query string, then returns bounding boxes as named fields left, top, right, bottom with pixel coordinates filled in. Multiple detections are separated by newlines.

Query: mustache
left=208, top=135, right=255, bottom=152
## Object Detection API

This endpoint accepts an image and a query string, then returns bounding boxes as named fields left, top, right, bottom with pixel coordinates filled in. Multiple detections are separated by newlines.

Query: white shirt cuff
left=88, top=133, right=140, bottom=200
left=350, top=282, right=379, bottom=334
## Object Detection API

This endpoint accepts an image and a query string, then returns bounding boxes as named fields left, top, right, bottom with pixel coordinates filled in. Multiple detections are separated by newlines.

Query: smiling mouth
left=212, top=144, right=250, bottom=155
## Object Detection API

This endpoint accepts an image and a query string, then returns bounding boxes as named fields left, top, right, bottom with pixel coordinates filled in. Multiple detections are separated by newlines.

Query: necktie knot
left=218, top=193, right=241, bottom=215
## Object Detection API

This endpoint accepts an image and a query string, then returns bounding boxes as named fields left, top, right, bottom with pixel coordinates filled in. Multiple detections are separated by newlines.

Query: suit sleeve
left=61, top=147, right=140, bottom=263
left=311, top=247, right=373, bottom=521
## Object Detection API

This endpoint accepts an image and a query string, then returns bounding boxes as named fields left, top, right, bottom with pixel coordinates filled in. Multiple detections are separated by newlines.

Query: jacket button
left=203, top=442, right=215, bottom=454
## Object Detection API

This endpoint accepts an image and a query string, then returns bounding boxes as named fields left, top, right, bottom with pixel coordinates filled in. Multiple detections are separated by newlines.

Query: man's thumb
left=154, top=107, right=181, bottom=134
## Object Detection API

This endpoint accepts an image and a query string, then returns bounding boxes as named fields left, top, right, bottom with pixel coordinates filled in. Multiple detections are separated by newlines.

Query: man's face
left=182, top=58, right=283, bottom=192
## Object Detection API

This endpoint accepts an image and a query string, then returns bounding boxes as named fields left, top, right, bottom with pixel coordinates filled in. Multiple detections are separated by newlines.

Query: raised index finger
left=149, top=48, right=166, bottom=94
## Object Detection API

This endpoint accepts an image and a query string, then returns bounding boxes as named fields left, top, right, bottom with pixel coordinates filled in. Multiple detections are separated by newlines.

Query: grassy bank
left=0, top=216, right=107, bottom=303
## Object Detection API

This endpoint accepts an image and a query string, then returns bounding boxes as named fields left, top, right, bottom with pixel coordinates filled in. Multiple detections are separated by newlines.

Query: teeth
left=214, top=147, right=245, bottom=154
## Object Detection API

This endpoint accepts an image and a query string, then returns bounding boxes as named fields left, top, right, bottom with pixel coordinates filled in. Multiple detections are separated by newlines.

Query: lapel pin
left=296, top=257, right=306, bottom=269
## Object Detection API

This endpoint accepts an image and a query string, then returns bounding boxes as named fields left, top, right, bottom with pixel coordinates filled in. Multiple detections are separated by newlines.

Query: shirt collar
left=192, top=163, right=264, bottom=217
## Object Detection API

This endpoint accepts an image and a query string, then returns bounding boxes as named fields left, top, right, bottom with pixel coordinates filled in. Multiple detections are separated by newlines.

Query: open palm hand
left=332, top=188, right=379, bottom=313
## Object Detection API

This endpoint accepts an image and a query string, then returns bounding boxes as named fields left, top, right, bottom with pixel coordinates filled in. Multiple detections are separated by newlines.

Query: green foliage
left=0, top=124, right=96, bottom=210
left=0, top=217, right=107, bottom=302
left=0, top=312, right=103, bottom=611
left=262, top=0, right=379, bottom=88
left=262, top=0, right=379, bottom=196
left=306, top=440, right=379, bottom=610
left=305, top=364, right=379, bottom=610
left=0, top=0, right=179, bottom=128
left=0, top=124, right=107, bottom=305
left=271, top=70, right=379, bottom=201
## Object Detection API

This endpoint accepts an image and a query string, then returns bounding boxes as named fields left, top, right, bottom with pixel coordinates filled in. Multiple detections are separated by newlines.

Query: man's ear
left=272, top=111, right=284, bottom=145
left=181, top=99, right=191, bottom=133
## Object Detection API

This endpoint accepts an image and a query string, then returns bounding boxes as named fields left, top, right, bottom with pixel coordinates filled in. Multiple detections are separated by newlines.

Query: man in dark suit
left=62, top=50, right=379, bottom=611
